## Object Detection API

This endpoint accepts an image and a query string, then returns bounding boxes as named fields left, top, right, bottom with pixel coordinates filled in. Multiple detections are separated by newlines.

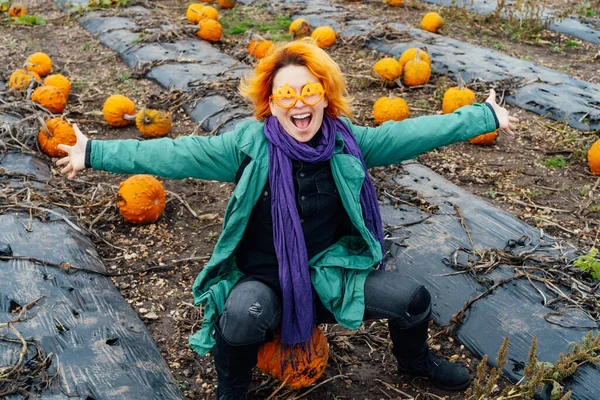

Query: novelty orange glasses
left=271, top=81, right=325, bottom=109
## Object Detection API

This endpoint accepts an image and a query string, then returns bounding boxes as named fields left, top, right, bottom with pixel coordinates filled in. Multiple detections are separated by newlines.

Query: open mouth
left=291, top=113, right=312, bottom=130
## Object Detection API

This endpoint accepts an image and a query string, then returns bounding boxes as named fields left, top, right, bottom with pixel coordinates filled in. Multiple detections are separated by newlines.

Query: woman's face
left=269, top=65, right=328, bottom=143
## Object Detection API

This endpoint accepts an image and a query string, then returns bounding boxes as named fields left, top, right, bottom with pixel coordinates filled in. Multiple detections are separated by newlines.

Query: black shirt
left=236, top=137, right=349, bottom=294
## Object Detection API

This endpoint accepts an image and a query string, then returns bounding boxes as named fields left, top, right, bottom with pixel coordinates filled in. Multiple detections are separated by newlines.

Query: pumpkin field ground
left=1, top=0, right=599, bottom=399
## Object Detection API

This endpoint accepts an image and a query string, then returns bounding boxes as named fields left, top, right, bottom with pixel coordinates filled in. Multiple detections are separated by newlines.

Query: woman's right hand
left=56, top=124, right=89, bottom=180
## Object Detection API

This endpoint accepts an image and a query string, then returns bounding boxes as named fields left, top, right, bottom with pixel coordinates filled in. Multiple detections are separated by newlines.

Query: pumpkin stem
left=457, top=74, right=466, bottom=90
left=123, top=113, right=137, bottom=121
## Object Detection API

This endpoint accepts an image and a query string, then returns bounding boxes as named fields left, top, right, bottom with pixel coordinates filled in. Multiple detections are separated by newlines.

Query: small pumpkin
left=217, top=0, right=236, bottom=9
left=421, top=12, right=444, bottom=33
left=311, top=26, right=336, bottom=49
left=384, top=0, right=403, bottom=6
left=373, top=96, right=410, bottom=125
left=186, top=4, right=205, bottom=24
left=31, top=86, right=67, bottom=114
left=469, top=130, right=498, bottom=146
left=442, top=75, right=475, bottom=114
left=8, top=3, right=26, bottom=17
left=135, top=108, right=172, bottom=138
left=588, top=139, right=600, bottom=175
left=38, top=118, right=76, bottom=158
left=398, top=48, right=431, bottom=70
left=257, top=327, right=329, bottom=389
left=200, top=5, right=219, bottom=21
left=372, top=57, right=403, bottom=86
left=43, top=74, right=71, bottom=99
left=248, top=40, right=274, bottom=59
left=403, top=51, right=431, bottom=87
left=25, top=52, right=53, bottom=78
left=289, top=18, right=311, bottom=38
left=117, top=175, right=166, bottom=225
left=0, top=0, right=9, bottom=13
left=197, top=19, right=223, bottom=43
left=8, top=69, right=41, bottom=92
left=103, top=94, right=137, bottom=127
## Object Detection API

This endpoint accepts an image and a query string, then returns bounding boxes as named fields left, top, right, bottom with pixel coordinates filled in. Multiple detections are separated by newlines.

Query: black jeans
left=217, top=269, right=431, bottom=346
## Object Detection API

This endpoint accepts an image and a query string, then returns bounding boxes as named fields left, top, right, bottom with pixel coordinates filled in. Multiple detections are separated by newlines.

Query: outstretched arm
left=353, top=90, right=519, bottom=168
left=56, top=124, right=243, bottom=182
left=56, top=124, right=88, bottom=180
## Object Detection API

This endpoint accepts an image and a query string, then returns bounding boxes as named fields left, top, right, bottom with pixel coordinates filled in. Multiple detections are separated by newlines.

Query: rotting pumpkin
left=373, top=96, right=410, bottom=125
left=442, top=75, right=475, bottom=114
left=25, top=52, right=53, bottom=78
left=256, top=327, right=329, bottom=389
left=103, top=94, right=137, bottom=127
left=135, top=108, right=172, bottom=138
left=31, top=86, right=67, bottom=114
left=289, top=18, right=311, bottom=38
left=311, top=26, right=336, bottom=49
left=247, top=40, right=274, bottom=59
left=372, top=57, right=403, bottom=86
left=38, top=118, right=77, bottom=158
left=8, top=3, right=26, bottom=17
left=117, top=174, right=166, bottom=224
left=197, top=19, right=223, bottom=43
left=43, top=74, right=71, bottom=99
left=403, top=51, right=431, bottom=87
left=8, top=69, right=41, bottom=92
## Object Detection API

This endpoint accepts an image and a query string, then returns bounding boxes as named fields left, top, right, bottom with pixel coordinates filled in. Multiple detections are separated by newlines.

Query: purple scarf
left=264, top=114, right=385, bottom=346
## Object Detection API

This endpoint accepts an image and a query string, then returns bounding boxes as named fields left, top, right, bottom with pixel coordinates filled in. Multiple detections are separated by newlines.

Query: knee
left=218, top=281, right=281, bottom=345
left=407, top=285, right=431, bottom=316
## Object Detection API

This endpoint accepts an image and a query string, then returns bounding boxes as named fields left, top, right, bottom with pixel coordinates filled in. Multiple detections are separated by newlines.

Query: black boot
left=389, top=314, right=471, bottom=391
left=213, top=326, right=262, bottom=400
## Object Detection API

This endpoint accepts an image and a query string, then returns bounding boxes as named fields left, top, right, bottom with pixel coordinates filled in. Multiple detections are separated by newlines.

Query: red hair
left=239, top=38, right=353, bottom=120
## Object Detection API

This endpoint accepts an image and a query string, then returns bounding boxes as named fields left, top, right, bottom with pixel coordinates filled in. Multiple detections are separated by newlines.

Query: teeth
left=292, top=113, right=311, bottom=119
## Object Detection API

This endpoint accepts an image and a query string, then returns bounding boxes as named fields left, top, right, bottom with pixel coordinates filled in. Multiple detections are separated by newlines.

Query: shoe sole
left=398, top=370, right=472, bottom=391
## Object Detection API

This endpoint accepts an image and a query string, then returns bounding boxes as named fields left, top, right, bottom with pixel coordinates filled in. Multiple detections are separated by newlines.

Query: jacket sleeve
left=90, top=129, right=242, bottom=182
left=351, top=103, right=498, bottom=168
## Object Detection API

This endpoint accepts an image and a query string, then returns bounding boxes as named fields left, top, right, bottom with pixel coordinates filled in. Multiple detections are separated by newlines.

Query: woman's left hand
left=485, top=89, right=519, bottom=136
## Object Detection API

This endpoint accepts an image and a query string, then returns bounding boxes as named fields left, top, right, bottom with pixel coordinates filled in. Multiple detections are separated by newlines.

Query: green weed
left=574, top=248, right=600, bottom=280
left=542, top=156, right=567, bottom=168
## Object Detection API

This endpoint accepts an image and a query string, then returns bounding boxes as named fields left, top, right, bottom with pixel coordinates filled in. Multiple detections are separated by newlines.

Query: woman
left=57, top=38, right=518, bottom=399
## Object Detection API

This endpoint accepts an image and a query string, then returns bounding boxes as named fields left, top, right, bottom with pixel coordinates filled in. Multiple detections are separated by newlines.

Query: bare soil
left=1, top=0, right=599, bottom=399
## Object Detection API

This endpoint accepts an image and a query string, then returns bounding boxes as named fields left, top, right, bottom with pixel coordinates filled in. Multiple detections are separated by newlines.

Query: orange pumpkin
left=311, top=26, right=336, bottom=49
left=247, top=40, right=274, bottom=59
left=373, top=57, right=403, bottom=85
left=38, top=118, right=76, bottom=158
left=43, top=74, right=71, bottom=99
left=403, top=51, right=431, bottom=87
left=25, top=52, right=53, bottom=78
left=197, top=19, right=222, bottom=43
left=384, top=0, right=403, bottom=6
left=186, top=4, right=205, bottom=24
left=118, top=175, right=166, bottom=224
left=135, top=108, right=172, bottom=138
left=257, top=327, right=329, bottom=389
left=289, top=18, right=311, bottom=38
left=442, top=76, right=475, bottom=114
left=8, top=69, right=41, bottom=92
left=32, top=86, right=67, bottom=114
left=199, top=5, right=219, bottom=21
left=103, top=94, right=137, bottom=127
left=217, top=0, right=236, bottom=9
left=398, top=48, right=431, bottom=70
left=421, top=12, right=444, bottom=33
left=588, top=139, right=600, bottom=175
left=373, top=96, right=410, bottom=125
left=8, top=4, right=26, bottom=17
left=469, top=130, right=498, bottom=145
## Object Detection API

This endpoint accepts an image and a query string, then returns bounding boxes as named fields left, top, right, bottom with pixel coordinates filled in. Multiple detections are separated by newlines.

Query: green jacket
left=89, top=104, right=497, bottom=355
